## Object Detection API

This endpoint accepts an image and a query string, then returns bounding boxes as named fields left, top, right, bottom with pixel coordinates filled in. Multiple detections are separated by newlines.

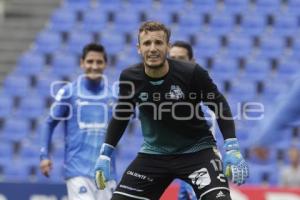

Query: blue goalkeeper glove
left=94, top=143, right=115, bottom=190
left=223, top=138, right=249, bottom=185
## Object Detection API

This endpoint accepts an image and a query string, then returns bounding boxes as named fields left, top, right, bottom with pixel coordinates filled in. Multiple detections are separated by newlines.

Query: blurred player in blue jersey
left=94, top=21, right=248, bottom=200
left=169, top=40, right=197, bottom=200
left=251, top=75, right=300, bottom=149
left=39, top=43, right=116, bottom=200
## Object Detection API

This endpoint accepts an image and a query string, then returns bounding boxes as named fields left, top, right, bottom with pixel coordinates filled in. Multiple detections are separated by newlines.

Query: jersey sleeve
left=252, top=78, right=300, bottom=146
left=40, top=86, right=71, bottom=160
left=192, top=65, right=236, bottom=139
left=104, top=70, right=135, bottom=146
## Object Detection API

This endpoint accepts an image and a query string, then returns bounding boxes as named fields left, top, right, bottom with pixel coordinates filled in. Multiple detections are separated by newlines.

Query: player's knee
left=201, top=190, right=231, bottom=200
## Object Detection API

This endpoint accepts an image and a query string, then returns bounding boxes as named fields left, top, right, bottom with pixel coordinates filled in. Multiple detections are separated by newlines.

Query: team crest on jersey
left=167, top=85, right=184, bottom=100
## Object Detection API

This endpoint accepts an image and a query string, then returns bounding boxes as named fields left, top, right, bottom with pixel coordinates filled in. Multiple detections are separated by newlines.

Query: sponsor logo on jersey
left=188, top=168, right=211, bottom=189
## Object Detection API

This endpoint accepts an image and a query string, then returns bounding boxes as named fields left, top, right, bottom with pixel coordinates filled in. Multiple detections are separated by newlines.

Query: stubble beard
left=144, top=55, right=167, bottom=69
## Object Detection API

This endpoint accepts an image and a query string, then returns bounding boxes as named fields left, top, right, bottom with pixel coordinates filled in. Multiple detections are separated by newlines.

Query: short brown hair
left=138, top=21, right=171, bottom=44
left=82, top=43, right=107, bottom=62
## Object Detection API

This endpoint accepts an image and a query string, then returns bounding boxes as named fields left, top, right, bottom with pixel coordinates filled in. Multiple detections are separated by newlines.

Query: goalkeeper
left=40, top=43, right=116, bottom=200
left=95, top=21, right=249, bottom=200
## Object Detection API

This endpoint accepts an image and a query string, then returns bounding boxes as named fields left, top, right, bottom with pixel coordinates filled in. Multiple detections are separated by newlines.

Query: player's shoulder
left=54, top=81, right=75, bottom=101
left=168, top=58, right=206, bottom=76
left=120, top=62, right=144, bottom=81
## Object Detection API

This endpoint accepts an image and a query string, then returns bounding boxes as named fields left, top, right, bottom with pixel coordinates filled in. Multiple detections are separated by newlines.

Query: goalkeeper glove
left=223, top=138, right=249, bottom=185
left=94, top=143, right=115, bottom=190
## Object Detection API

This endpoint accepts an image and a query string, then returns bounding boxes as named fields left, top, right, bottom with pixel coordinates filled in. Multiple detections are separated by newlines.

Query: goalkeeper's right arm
left=94, top=116, right=130, bottom=189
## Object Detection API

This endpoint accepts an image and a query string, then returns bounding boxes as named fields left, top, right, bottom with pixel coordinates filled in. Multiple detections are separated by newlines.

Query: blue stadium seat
left=286, top=0, right=300, bottom=15
left=240, top=13, right=266, bottom=37
left=195, top=35, right=220, bottom=57
left=0, top=94, right=14, bottom=119
left=2, top=117, right=30, bottom=142
left=236, top=120, right=253, bottom=141
left=15, top=51, right=44, bottom=77
left=230, top=79, right=257, bottom=96
left=35, top=73, right=62, bottom=98
left=0, top=142, right=13, bottom=163
left=62, top=0, right=91, bottom=12
left=34, top=30, right=61, bottom=54
left=96, top=0, right=124, bottom=11
left=210, top=57, right=239, bottom=81
left=273, top=129, right=294, bottom=150
left=82, top=9, right=107, bottom=33
left=2, top=75, right=31, bottom=98
left=178, top=13, right=202, bottom=33
left=291, top=38, right=300, bottom=58
left=243, top=59, right=270, bottom=81
left=258, top=35, right=285, bottom=59
left=19, top=143, right=40, bottom=163
left=16, top=94, right=46, bottom=120
left=209, top=13, right=235, bottom=36
left=276, top=58, right=300, bottom=80
left=192, top=0, right=217, bottom=13
left=114, top=12, right=140, bottom=33
left=159, top=0, right=187, bottom=12
left=263, top=79, right=289, bottom=98
left=160, top=0, right=185, bottom=4
left=273, top=15, right=298, bottom=37
left=254, top=95, right=273, bottom=114
left=247, top=162, right=278, bottom=186
left=66, top=30, right=94, bottom=55
left=146, top=12, right=172, bottom=25
left=226, top=35, right=252, bottom=58
left=100, top=32, right=125, bottom=55
left=170, top=30, right=191, bottom=43
left=226, top=92, right=256, bottom=118
left=126, top=0, right=153, bottom=12
left=3, top=161, right=29, bottom=181
left=49, top=8, right=77, bottom=33
left=116, top=53, right=140, bottom=70
left=223, top=0, right=249, bottom=15
left=254, top=0, right=282, bottom=15
left=51, top=52, right=78, bottom=77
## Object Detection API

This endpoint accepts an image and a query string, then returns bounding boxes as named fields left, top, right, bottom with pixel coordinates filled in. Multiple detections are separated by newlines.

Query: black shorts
left=112, top=148, right=231, bottom=200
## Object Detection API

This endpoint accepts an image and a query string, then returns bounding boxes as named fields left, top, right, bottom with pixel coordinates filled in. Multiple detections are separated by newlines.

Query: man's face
left=138, top=30, right=170, bottom=69
left=169, top=46, right=190, bottom=61
left=80, top=51, right=107, bottom=80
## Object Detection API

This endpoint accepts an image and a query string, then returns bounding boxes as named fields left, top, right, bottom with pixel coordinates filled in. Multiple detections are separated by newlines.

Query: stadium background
left=0, top=0, right=300, bottom=199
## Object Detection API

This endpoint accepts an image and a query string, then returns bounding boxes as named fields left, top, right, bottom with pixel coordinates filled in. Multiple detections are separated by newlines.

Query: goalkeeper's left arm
left=198, top=67, right=249, bottom=185
left=211, top=95, right=249, bottom=185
